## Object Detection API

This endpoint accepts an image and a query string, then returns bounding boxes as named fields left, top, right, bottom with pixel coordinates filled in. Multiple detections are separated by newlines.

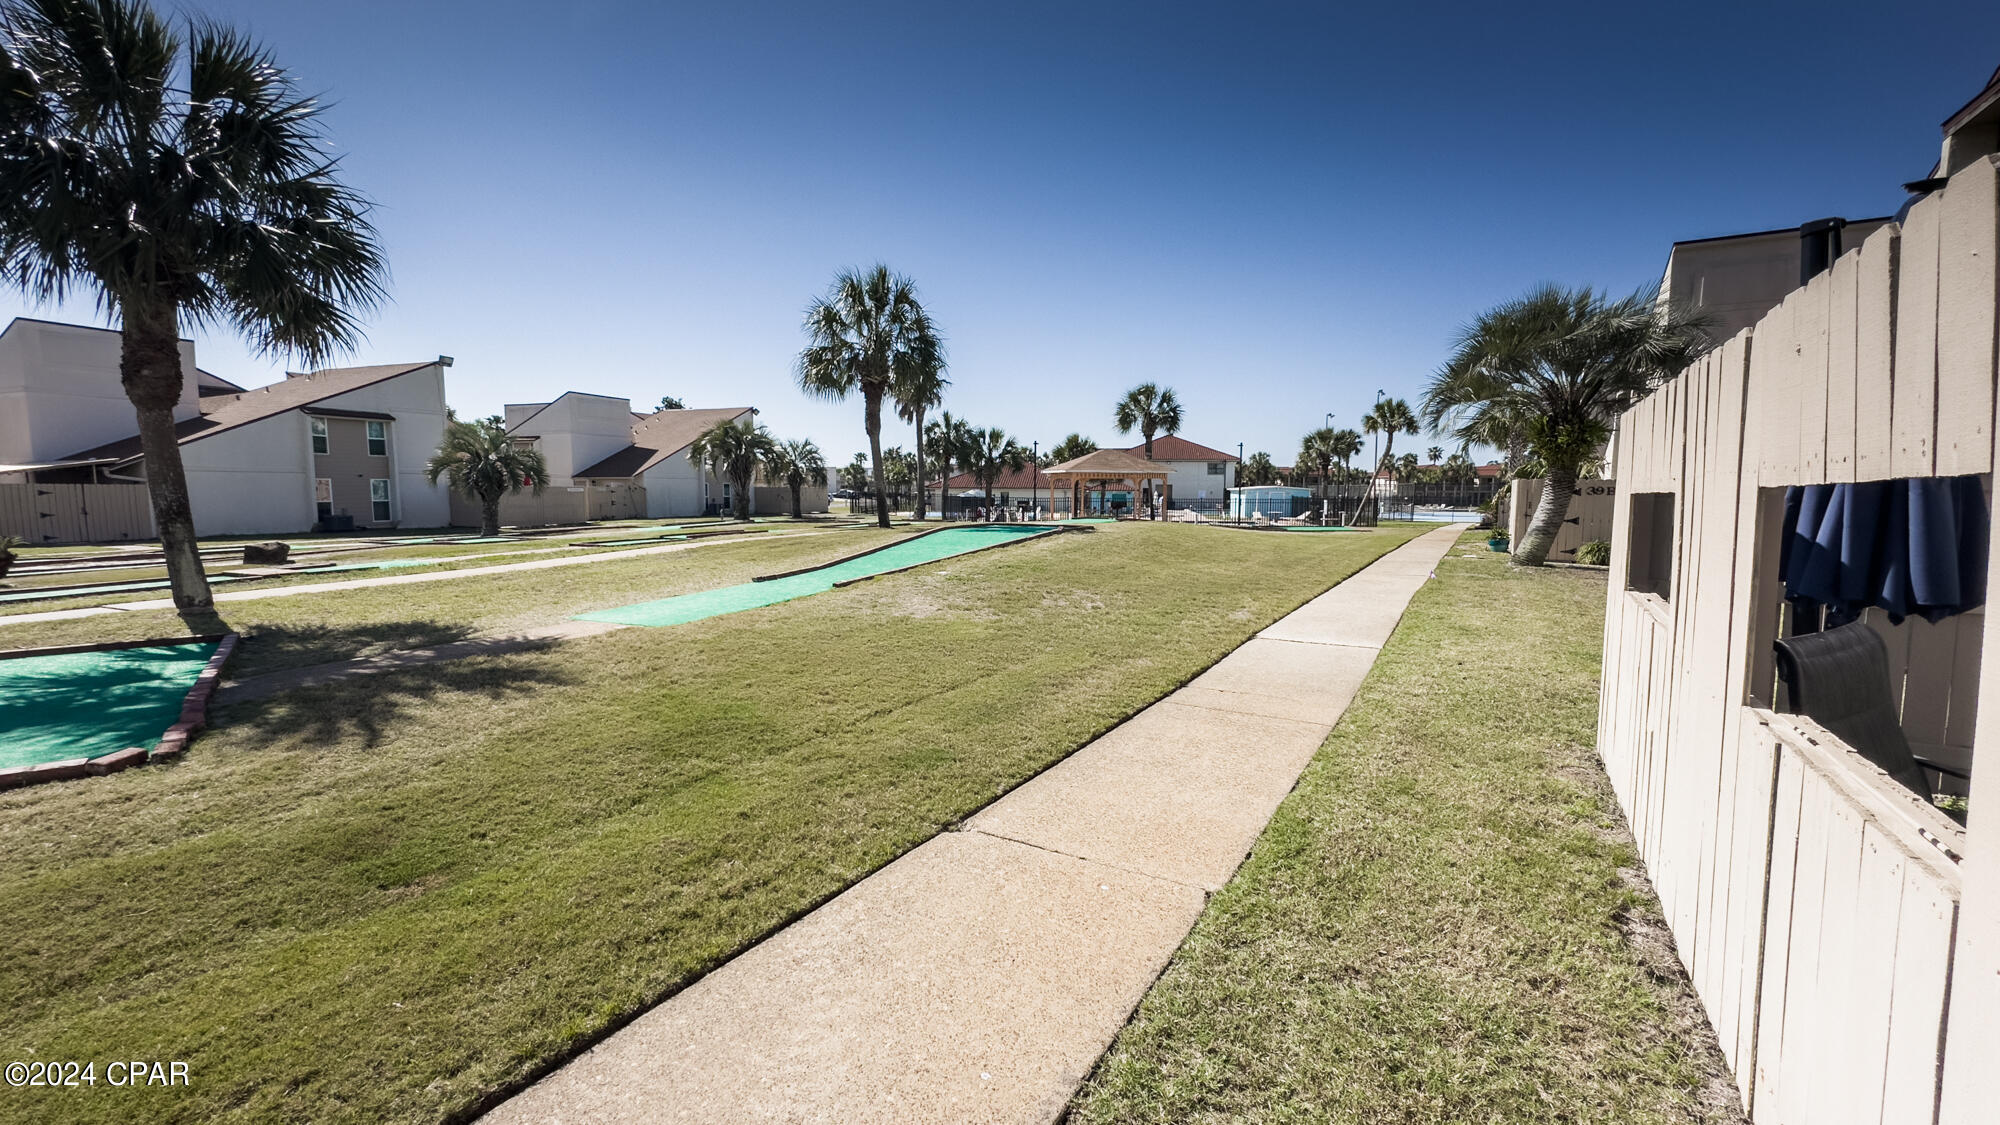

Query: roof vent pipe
left=1799, top=217, right=1847, bottom=285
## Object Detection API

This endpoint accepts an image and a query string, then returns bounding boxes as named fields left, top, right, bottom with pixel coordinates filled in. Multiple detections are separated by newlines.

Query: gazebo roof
left=1043, top=448, right=1166, bottom=478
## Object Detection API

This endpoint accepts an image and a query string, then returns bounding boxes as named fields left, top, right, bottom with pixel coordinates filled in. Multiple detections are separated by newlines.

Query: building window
left=1208, top=461, right=1225, bottom=475
left=369, top=478, right=392, bottom=522
left=314, top=478, right=333, bottom=520
left=309, top=416, right=328, bottom=454
left=1626, top=492, right=1675, bottom=600
left=366, top=420, right=387, bottom=456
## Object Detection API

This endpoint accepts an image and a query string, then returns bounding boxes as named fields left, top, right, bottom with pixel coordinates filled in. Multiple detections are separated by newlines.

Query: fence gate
left=0, top=482, right=155, bottom=544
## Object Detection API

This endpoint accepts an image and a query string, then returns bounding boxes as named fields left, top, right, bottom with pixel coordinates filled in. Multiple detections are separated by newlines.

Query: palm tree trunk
left=791, top=482, right=803, bottom=519
left=865, top=389, right=890, bottom=529
left=733, top=470, right=752, bottom=520
left=1142, top=425, right=1157, bottom=519
left=480, top=495, right=502, bottom=537
left=1514, top=463, right=1577, bottom=567
left=912, top=405, right=928, bottom=521
left=120, top=306, right=214, bottom=621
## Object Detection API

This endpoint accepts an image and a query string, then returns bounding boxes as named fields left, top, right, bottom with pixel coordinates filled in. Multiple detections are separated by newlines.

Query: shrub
left=1574, top=539, right=1611, bottom=566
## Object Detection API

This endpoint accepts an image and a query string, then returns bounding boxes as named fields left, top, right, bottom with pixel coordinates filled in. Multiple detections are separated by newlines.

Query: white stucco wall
left=0, top=319, right=200, bottom=464
left=640, top=449, right=717, bottom=517
left=515, top=393, right=636, bottom=485
left=178, top=363, right=453, bottom=535
left=181, top=412, right=315, bottom=535
left=1155, top=459, right=1235, bottom=503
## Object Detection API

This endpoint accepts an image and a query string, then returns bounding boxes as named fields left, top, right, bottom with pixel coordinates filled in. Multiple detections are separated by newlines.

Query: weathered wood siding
left=1507, top=478, right=1615, bottom=561
left=1600, top=155, right=1999, bottom=1124
left=0, top=482, right=155, bottom=544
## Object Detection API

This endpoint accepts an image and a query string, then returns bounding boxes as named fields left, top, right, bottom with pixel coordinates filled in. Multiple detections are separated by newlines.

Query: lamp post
left=1031, top=440, right=1039, bottom=521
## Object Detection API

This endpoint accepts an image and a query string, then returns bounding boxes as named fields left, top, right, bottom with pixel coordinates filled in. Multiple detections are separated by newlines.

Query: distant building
left=0, top=316, right=454, bottom=537
left=503, top=393, right=816, bottom=518
left=1658, top=216, right=1892, bottom=346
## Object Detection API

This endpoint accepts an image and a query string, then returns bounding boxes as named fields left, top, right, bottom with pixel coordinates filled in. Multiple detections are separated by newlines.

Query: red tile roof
left=1117, top=435, right=1237, bottom=461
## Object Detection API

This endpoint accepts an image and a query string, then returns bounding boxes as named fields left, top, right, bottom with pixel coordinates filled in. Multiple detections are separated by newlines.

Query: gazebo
left=1041, top=449, right=1170, bottom=520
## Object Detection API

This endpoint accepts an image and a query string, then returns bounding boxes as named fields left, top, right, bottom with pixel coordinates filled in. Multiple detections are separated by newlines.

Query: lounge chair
left=1772, top=621, right=1971, bottom=799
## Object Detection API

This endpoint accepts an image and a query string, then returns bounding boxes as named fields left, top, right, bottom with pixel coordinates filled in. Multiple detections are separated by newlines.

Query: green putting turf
left=578, top=524, right=1053, bottom=628
left=0, top=641, right=217, bottom=769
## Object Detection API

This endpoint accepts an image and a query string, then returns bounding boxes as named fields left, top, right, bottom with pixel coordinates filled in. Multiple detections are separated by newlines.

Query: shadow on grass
left=216, top=647, right=573, bottom=747
left=226, top=619, right=481, bottom=678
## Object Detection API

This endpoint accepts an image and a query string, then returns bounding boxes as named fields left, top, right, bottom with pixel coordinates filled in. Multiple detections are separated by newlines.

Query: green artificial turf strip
left=579, top=524, right=1049, bottom=627
left=1068, top=533, right=1742, bottom=1125
left=0, top=643, right=217, bottom=768
left=0, top=522, right=1423, bottom=1124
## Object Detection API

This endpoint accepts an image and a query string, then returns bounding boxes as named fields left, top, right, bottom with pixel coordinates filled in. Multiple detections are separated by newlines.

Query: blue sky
left=6, top=1, right=1998, bottom=465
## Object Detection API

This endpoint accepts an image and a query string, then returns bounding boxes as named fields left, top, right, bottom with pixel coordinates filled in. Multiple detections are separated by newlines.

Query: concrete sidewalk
left=484, top=524, right=1463, bottom=1125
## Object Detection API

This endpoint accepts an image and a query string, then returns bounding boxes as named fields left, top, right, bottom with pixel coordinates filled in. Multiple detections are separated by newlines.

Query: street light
left=1031, top=440, right=1038, bottom=521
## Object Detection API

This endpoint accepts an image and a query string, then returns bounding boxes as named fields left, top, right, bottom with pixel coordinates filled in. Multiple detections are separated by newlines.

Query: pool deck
left=482, top=524, right=1460, bottom=1124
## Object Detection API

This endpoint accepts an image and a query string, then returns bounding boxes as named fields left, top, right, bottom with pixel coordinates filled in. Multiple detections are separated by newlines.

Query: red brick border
left=0, top=633, right=238, bottom=790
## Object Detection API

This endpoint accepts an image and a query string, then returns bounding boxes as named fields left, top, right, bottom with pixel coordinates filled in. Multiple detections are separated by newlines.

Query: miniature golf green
left=578, top=524, right=1052, bottom=628
left=0, top=641, right=217, bottom=769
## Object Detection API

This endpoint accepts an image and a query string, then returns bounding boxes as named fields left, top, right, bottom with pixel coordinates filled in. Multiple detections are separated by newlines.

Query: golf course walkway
left=484, top=523, right=1461, bottom=1125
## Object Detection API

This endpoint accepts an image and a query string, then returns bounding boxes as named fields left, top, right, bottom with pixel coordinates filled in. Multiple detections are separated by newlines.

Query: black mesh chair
left=1772, top=621, right=1966, bottom=799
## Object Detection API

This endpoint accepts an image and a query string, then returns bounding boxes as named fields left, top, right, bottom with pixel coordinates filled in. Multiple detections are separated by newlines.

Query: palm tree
left=1327, top=428, right=1363, bottom=507
left=690, top=416, right=779, bottom=520
left=1442, top=452, right=1477, bottom=486
left=1298, top=428, right=1338, bottom=499
left=881, top=445, right=915, bottom=509
left=425, top=418, right=548, bottom=537
left=1397, top=452, right=1419, bottom=482
left=892, top=325, right=947, bottom=520
left=1426, top=445, right=1444, bottom=464
left=0, top=0, right=388, bottom=621
left=1425, top=283, right=1708, bottom=565
left=1113, top=383, right=1182, bottom=520
left=924, top=411, right=973, bottom=517
left=961, top=427, right=1028, bottom=519
left=1046, top=432, right=1098, bottom=466
left=762, top=438, right=827, bottom=519
left=1240, top=451, right=1277, bottom=486
left=797, top=265, right=939, bottom=529
left=1361, top=398, right=1419, bottom=475
left=837, top=453, right=870, bottom=495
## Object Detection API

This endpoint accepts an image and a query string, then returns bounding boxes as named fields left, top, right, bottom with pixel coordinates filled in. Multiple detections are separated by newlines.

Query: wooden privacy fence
left=0, top=482, right=154, bottom=544
left=1508, top=478, right=1615, bottom=560
left=446, top=483, right=645, bottom=528
left=1600, top=154, right=1999, bottom=1124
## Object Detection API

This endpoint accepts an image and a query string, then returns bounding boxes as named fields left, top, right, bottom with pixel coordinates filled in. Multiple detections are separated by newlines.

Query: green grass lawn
left=0, top=523, right=821, bottom=610
left=1068, top=531, right=1742, bottom=1125
left=0, top=522, right=1423, bottom=1124
left=0, top=526, right=887, bottom=676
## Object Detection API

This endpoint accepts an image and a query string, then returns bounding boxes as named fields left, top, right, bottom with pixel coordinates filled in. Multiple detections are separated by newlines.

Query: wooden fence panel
left=1854, top=224, right=1901, bottom=482
left=1826, top=250, right=1859, bottom=482
left=1797, top=270, right=1832, bottom=482
left=0, top=482, right=154, bottom=544
left=1892, top=191, right=1942, bottom=478
left=1934, top=155, right=1999, bottom=478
